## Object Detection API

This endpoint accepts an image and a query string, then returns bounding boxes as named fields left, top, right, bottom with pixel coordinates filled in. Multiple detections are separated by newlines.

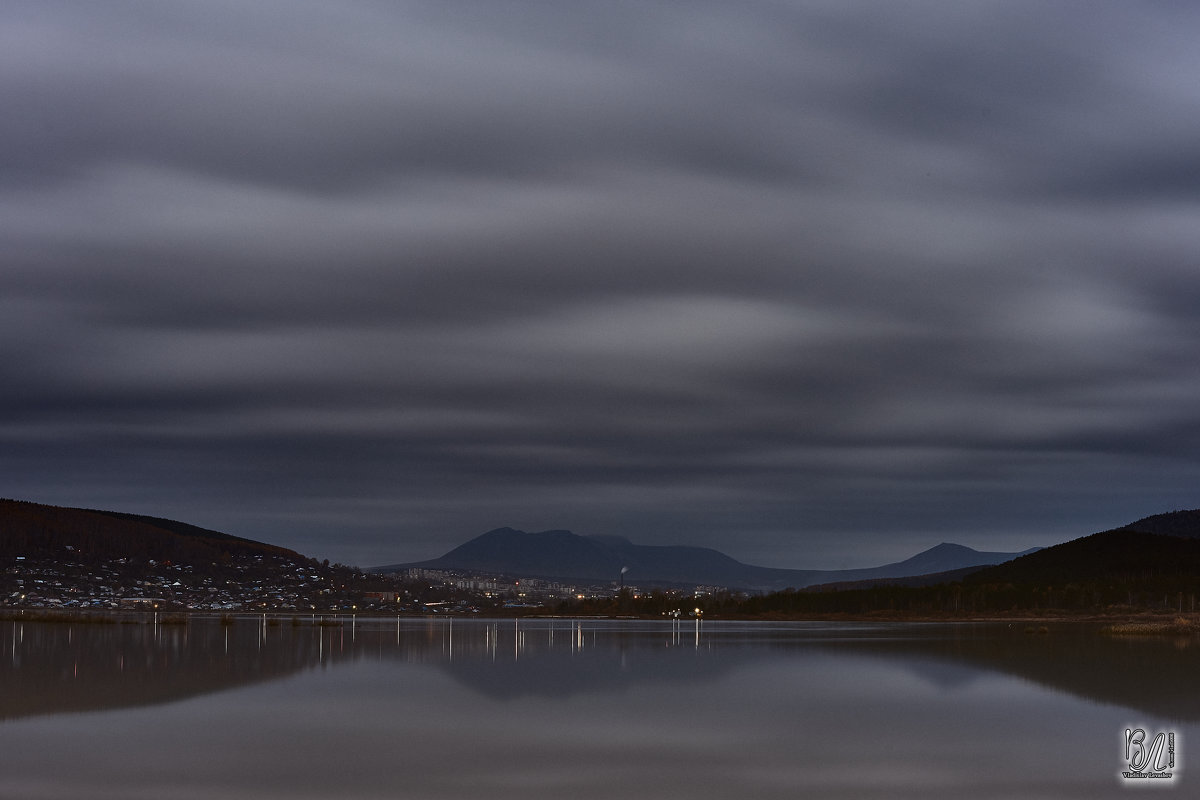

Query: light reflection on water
left=0, top=617, right=1195, bottom=799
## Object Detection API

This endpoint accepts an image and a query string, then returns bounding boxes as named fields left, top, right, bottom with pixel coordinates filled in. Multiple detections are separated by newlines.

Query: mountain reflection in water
left=3, top=617, right=1197, bottom=722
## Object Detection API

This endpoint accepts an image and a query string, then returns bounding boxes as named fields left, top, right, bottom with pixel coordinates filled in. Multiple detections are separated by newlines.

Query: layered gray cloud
left=4, top=1, right=1200, bottom=567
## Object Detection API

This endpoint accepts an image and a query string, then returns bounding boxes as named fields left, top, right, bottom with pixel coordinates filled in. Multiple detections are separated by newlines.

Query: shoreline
left=4, top=607, right=1198, bottom=628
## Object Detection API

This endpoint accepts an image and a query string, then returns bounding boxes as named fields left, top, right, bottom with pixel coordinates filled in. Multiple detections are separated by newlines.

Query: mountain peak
left=479, top=527, right=525, bottom=537
left=377, top=528, right=1036, bottom=592
left=585, top=534, right=635, bottom=549
left=928, top=542, right=976, bottom=553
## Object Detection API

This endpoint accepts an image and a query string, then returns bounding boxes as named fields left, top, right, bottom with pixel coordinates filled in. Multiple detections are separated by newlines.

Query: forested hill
left=733, top=509, right=1200, bottom=616
left=0, top=498, right=301, bottom=568
left=964, top=509, right=1200, bottom=588
left=1121, top=509, right=1200, bottom=539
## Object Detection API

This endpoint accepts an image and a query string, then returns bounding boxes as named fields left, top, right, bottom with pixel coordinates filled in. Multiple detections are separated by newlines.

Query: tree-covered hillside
left=0, top=499, right=301, bottom=575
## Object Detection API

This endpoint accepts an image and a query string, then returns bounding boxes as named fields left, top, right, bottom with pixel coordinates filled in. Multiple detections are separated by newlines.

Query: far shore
left=4, top=607, right=1199, bottom=631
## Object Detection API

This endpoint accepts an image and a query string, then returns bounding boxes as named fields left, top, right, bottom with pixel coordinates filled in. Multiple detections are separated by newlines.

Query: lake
left=1, top=616, right=1193, bottom=798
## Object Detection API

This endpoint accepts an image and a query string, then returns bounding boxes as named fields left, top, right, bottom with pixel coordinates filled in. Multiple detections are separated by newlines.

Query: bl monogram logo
left=1121, top=727, right=1176, bottom=782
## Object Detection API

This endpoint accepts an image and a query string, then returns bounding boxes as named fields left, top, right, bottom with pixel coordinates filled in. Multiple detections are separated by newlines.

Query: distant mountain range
left=8, top=496, right=1197, bottom=603
left=374, top=527, right=1040, bottom=592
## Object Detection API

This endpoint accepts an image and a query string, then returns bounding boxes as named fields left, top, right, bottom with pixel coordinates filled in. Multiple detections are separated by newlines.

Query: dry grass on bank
left=1102, top=616, right=1199, bottom=636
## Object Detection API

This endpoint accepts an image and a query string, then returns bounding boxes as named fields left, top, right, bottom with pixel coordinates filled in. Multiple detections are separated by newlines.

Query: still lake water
left=1, top=616, right=1195, bottom=799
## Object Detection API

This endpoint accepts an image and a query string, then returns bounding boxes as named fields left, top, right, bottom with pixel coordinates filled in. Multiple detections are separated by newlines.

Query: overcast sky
left=4, top=1, right=1200, bottom=569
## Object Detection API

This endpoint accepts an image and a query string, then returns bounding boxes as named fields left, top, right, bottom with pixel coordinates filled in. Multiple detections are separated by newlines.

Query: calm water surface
left=1, top=617, right=1195, bottom=799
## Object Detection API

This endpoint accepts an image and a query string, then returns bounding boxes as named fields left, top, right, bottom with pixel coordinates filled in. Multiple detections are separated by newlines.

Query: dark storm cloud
left=4, top=1, right=1200, bottom=567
